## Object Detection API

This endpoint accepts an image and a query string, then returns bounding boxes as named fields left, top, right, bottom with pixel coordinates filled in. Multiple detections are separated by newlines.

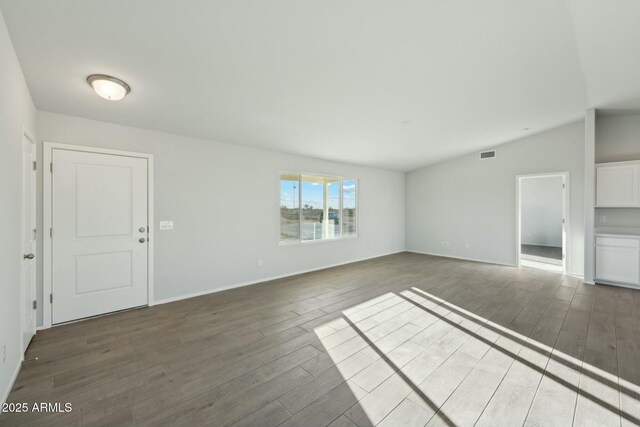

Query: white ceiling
left=1, top=1, right=639, bottom=171
left=567, top=0, right=640, bottom=110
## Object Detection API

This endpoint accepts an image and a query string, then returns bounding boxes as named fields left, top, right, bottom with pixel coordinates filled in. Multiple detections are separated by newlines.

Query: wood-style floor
left=521, top=244, right=563, bottom=261
left=2, top=252, right=639, bottom=427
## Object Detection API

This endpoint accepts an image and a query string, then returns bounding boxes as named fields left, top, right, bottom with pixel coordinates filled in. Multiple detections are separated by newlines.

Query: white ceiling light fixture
left=87, top=74, right=131, bottom=101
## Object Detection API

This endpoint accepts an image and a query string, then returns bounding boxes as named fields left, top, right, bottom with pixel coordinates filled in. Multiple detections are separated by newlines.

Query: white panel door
left=52, top=149, right=148, bottom=324
left=21, top=135, right=36, bottom=351
left=596, top=163, right=639, bottom=207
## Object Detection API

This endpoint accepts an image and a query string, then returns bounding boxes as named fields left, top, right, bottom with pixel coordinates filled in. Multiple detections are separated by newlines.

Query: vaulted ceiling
left=1, top=0, right=639, bottom=171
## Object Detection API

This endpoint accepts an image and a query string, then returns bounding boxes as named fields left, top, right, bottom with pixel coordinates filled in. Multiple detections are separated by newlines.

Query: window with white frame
left=280, top=173, right=358, bottom=243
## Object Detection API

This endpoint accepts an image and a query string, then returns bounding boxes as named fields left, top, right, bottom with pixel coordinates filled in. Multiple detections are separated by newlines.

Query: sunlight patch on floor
left=311, top=287, right=637, bottom=426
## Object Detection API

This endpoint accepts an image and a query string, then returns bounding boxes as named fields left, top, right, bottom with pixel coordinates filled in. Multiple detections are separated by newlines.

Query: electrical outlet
left=257, top=259, right=263, bottom=268
left=600, top=215, right=607, bottom=223
left=2, top=344, right=6, bottom=364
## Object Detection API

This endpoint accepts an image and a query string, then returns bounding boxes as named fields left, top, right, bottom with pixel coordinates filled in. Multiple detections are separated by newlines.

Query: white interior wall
left=595, top=113, right=640, bottom=228
left=595, top=114, right=640, bottom=164
left=406, top=121, right=585, bottom=277
left=520, top=176, right=563, bottom=247
left=34, top=111, right=406, bottom=325
left=0, top=9, right=36, bottom=404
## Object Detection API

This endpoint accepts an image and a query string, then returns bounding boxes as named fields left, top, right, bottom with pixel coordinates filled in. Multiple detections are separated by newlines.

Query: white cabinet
left=595, top=236, right=640, bottom=285
left=596, top=161, right=640, bottom=207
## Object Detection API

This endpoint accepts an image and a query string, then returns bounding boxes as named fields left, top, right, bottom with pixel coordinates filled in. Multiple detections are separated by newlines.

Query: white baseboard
left=406, top=249, right=513, bottom=267
left=152, top=250, right=405, bottom=306
left=1, top=359, right=21, bottom=406
left=594, top=279, right=639, bottom=290
left=34, top=248, right=588, bottom=330
left=408, top=250, right=587, bottom=281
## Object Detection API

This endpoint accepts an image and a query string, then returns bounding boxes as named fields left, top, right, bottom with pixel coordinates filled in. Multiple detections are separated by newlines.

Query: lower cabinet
left=595, top=236, right=640, bottom=285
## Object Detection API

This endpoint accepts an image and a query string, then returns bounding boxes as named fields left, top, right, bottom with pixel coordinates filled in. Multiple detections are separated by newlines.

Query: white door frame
left=20, top=128, right=37, bottom=355
left=43, top=142, right=154, bottom=329
left=516, top=172, right=570, bottom=274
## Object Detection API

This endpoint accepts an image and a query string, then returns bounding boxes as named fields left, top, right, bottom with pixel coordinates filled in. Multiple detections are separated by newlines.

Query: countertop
left=595, top=227, right=640, bottom=237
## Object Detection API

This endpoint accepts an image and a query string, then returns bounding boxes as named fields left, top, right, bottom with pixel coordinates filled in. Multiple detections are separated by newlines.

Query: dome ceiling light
left=87, top=74, right=131, bottom=101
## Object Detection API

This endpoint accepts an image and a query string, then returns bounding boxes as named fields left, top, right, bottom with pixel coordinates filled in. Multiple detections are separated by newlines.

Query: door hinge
left=32, top=160, right=37, bottom=170
left=33, top=228, right=37, bottom=239
left=50, top=294, right=53, bottom=303
left=50, top=163, right=53, bottom=173
left=563, top=183, right=565, bottom=189
left=50, top=228, right=53, bottom=238
left=562, top=218, right=565, bottom=224
left=33, top=300, right=37, bottom=310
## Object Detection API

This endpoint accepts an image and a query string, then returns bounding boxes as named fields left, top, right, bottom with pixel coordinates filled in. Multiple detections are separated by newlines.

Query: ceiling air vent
left=480, top=150, right=496, bottom=160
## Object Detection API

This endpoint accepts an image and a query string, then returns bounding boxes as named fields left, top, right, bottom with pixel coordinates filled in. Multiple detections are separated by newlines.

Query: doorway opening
left=516, top=173, right=569, bottom=274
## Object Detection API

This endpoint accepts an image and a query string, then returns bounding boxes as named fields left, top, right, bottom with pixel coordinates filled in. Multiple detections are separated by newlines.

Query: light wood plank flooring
left=1, top=252, right=639, bottom=427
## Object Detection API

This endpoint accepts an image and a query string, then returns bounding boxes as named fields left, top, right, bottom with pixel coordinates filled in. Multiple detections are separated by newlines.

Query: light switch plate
left=159, top=220, right=174, bottom=230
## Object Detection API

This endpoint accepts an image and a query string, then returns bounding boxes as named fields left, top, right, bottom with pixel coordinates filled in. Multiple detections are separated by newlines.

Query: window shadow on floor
left=398, top=289, right=639, bottom=424
left=307, top=268, right=639, bottom=426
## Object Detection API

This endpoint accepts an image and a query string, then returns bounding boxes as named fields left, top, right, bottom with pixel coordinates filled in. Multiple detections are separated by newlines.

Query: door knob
left=139, top=227, right=146, bottom=233
left=24, top=253, right=35, bottom=260
left=139, top=238, right=146, bottom=243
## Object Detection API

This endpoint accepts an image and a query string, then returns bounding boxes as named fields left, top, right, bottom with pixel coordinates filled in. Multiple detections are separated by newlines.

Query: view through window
left=280, top=173, right=357, bottom=243
left=342, top=179, right=357, bottom=237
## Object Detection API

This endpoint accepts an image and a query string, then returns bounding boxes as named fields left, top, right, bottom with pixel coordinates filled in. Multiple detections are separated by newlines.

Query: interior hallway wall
left=35, top=111, right=406, bottom=325
left=521, top=176, right=563, bottom=247
left=0, top=8, right=37, bottom=404
left=406, top=121, right=585, bottom=276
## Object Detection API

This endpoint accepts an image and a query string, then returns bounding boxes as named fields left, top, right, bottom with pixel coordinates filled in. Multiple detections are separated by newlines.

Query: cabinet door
left=596, top=244, right=640, bottom=284
left=596, top=164, right=639, bottom=207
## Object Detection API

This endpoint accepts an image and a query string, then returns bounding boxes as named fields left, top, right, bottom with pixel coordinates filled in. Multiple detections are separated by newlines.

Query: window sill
left=279, top=235, right=358, bottom=246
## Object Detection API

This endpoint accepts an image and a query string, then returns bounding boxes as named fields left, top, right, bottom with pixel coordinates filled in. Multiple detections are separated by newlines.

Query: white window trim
left=278, top=171, right=359, bottom=245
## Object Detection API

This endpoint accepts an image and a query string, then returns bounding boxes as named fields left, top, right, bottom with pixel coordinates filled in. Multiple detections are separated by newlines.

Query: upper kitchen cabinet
left=596, top=161, right=640, bottom=207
